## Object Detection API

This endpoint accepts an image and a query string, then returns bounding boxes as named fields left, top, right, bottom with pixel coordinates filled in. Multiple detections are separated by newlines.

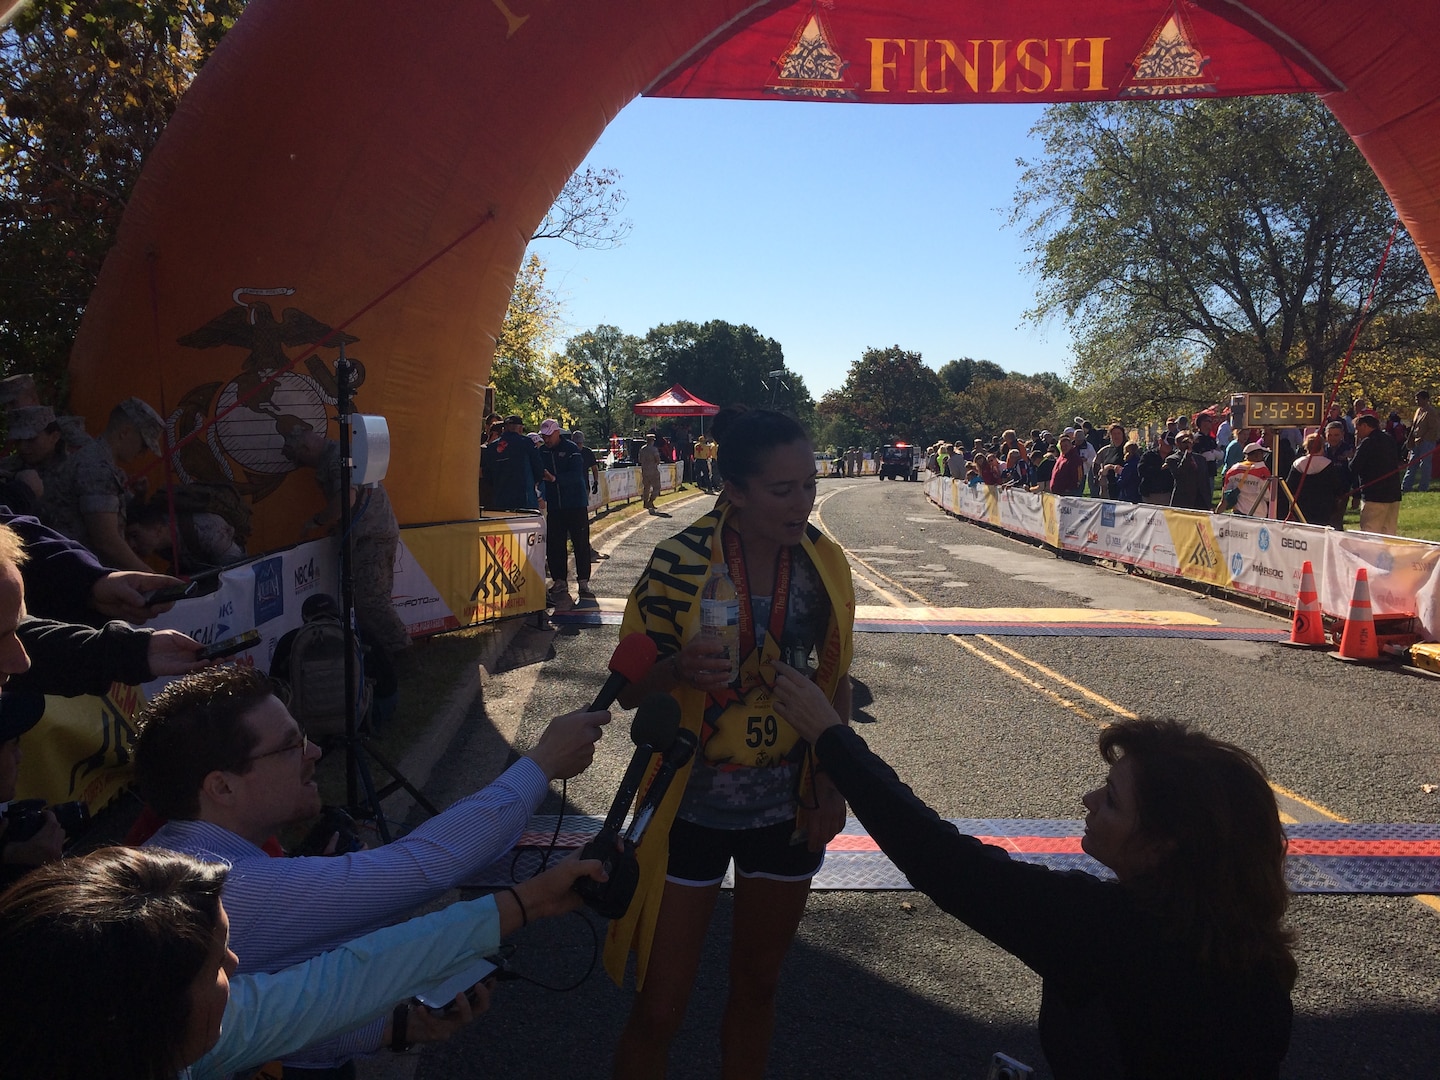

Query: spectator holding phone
left=0, top=844, right=602, bottom=1080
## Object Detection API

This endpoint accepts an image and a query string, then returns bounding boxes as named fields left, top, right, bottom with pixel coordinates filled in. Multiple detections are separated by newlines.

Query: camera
left=985, top=1052, right=1034, bottom=1080
left=2, top=798, right=91, bottom=843
left=295, top=806, right=365, bottom=856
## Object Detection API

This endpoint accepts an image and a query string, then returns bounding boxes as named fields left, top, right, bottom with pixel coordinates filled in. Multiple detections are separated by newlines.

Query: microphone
left=598, top=693, right=682, bottom=840
left=575, top=693, right=684, bottom=919
left=623, top=728, right=698, bottom=848
left=588, top=633, right=659, bottom=711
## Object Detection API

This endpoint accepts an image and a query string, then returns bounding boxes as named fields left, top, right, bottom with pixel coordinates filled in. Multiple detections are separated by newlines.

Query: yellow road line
left=1269, top=781, right=1349, bottom=823
left=974, top=635, right=1139, bottom=720
left=946, top=634, right=1099, bottom=723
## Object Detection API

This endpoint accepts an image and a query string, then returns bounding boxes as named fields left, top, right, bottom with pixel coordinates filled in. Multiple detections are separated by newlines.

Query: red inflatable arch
left=68, top=0, right=1440, bottom=550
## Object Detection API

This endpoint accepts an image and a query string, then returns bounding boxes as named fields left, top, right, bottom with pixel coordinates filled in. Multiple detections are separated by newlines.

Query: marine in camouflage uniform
left=0, top=405, right=68, bottom=517
left=42, top=398, right=162, bottom=572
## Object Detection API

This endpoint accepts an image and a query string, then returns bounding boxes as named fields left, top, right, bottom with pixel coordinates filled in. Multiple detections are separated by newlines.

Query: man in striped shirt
left=138, top=665, right=609, bottom=1078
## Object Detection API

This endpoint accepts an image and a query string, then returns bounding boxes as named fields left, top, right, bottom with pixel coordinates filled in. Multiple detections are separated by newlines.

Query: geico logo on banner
left=1280, top=537, right=1308, bottom=551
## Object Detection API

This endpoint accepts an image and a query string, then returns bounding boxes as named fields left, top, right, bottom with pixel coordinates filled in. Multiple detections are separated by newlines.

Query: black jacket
left=816, top=726, right=1293, bottom=1080
left=1349, top=431, right=1402, bottom=503
left=11, top=617, right=153, bottom=698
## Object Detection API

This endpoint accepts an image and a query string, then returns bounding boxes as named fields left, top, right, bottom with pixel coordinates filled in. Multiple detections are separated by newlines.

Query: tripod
left=334, top=348, right=438, bottom=842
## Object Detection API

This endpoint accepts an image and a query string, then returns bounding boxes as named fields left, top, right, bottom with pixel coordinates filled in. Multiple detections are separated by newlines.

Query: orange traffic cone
left=1334, top=567, right=1379, bottom=662
left=1283, top=560, right=1327, bottom=648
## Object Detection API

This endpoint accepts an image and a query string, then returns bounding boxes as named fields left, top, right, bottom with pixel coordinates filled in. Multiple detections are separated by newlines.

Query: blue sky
left=539, top=96, right=1075, bottom=399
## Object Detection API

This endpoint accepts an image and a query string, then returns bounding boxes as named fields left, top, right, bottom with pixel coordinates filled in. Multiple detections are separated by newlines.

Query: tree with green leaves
left=938, top=356, right=1006, bottom=394
left=953, top=377, right=1057, bottom=440
left=491, top=253, right=578, bottom=423
left=560, top=322, right=646, bottom=439
left=1014, top=96, right=1437, bottom=413
left=640, top=319, right=815, bottom=431
left=819, top=345, right=956, bottom=447
left=0, top=0, right=243, bottom=396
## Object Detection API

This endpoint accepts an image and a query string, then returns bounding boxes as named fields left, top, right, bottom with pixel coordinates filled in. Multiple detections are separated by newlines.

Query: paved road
left=392, top=476, right=1440, bottom=1080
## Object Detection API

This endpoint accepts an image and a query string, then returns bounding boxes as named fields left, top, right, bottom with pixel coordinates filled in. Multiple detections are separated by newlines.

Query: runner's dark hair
left=715, top=408, right=809, bottom=488
left=1100, top=718, right=1296, bottom=988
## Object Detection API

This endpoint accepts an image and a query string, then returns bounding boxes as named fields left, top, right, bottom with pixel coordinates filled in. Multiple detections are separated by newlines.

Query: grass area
left=1358, top=488, right=1440, bottom=541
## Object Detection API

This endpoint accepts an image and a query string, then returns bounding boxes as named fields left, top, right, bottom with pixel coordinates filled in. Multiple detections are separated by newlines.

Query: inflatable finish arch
left=69, top=0, right=1440, bottom=551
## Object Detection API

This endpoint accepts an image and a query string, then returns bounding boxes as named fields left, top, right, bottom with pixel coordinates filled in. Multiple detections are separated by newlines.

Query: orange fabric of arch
left=67, top=0, right=1440, bottom=551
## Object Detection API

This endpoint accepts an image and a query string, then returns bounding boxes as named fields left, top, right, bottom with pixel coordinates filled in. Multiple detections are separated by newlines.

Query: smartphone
left=412, top=957, right=498, bottom=1010
left=198, top=629, right=261, bottom=661
left=143, top=581, right=199, bottom=605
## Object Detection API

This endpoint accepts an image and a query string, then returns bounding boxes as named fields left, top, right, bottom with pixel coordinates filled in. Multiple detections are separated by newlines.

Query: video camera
left=2, top=798, right=91, bottom=845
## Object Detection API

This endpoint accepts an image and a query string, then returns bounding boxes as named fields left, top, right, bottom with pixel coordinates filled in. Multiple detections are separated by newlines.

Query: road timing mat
left=548, top=600, right=1290, bottom=640
left=460, top=815, right=1440, bottom=895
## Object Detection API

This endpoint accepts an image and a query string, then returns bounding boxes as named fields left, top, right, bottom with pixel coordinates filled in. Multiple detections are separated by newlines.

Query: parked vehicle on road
left=877, top=443, right=920, bottom=482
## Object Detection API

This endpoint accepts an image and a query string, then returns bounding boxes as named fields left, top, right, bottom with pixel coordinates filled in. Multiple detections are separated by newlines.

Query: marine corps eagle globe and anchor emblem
left=168, top=287, right=366, bottom=502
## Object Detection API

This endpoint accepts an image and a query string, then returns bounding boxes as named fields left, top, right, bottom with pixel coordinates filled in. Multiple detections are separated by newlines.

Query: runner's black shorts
left=665, top=817, right=824, bottom=886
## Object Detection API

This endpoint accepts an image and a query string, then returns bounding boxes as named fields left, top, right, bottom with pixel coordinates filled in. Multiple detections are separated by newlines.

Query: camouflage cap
left=0, top=374, right=39, bottom=409
left=117, top=397, right=164, bottom=455
left=55, top=416, right=88, bottom=448
left=7, top=405, right=55, bottom=440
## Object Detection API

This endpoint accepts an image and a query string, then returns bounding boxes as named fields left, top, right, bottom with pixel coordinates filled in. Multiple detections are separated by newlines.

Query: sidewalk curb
left=385, top=486, right=709, bottom=819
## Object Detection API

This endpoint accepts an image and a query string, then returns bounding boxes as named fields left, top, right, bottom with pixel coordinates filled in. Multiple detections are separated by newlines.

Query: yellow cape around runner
left=602, top=503, right=855, bottom=989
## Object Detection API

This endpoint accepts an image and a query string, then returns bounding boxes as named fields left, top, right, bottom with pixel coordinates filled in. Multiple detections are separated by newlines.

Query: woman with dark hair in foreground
left=771, top=662, right=1295, bottom=1079
left=0, top=845, right=601, bottom=1079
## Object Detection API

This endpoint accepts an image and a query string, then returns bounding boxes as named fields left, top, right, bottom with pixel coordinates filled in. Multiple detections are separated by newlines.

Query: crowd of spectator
left=922, top=392, right=1437, bottom=537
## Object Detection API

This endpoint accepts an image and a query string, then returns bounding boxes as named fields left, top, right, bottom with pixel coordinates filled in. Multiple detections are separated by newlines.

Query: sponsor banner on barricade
left=1322, top=530, right=1440, bottom=633
left=925, top=484, right=1440, bottom=641
left=605, top=467, right=639, bottom=503
left=999, top=488, right=1046, bottom=541
left=1055, top=496, right=1101, bottom=553
left=1161, top=508, right=1233, bottom=588
left=402, top=516, right=547, bottom=629
left=1128, top=504, right=1182, bottom=576
left=1065, top=499, right=1144, bottom=561
left=1213, top=519, right=1323, bottom=605
left=589, top=472, right=608, bottom=512
left=391, top=537, right=461, bottom=637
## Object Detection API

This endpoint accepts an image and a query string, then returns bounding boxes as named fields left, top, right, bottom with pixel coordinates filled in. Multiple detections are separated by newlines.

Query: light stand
left=334, top=347, right=437, bottom=841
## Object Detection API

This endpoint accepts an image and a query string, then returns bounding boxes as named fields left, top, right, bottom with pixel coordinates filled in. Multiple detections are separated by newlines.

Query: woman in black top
left=771, top=664, right=1296, bottom=1079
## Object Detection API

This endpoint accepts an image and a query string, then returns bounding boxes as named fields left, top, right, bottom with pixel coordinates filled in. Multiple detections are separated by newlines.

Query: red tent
left=632, top=384, right=720, bottom=418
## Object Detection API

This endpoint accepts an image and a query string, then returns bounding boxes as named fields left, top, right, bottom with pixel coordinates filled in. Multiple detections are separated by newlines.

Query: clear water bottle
left=700, top=560, right=740, bottom=683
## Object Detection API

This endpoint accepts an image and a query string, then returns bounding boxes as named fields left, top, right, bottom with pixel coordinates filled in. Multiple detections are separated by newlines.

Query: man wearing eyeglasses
left=136, top=665, right=610, bottom=1076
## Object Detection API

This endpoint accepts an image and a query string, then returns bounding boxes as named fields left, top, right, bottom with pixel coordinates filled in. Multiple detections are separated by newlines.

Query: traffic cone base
left=1280, top=560, right=1328, bottom=649
left=1332, top=567, right=1386, bottom=664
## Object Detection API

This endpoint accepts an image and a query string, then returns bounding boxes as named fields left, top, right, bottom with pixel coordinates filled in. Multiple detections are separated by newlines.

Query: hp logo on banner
left=1230, top=553, right=1245, bottom=578
left=1258, top=528, right=1271, bottom=551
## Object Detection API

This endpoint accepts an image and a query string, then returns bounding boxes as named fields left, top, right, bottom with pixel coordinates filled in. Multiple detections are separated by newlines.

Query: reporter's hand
left=506, top=849, right=606, bottom=929
left=671, top=636, right=732, bottom=694
left=91, top=571, right=187, bottom=622
left=146, top=629, right=208, bottom=677
left=525, top=709, right=611, bottom=781
left=1, top=811, right=64, bottom=866
left=771, top=660, right=843, bottom=743
left=409, top=979, right=493, bottom=1043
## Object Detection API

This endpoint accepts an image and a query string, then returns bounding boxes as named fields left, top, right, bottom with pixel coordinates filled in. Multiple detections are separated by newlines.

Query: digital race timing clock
left=1239, top=393, right=1325, bottom=427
